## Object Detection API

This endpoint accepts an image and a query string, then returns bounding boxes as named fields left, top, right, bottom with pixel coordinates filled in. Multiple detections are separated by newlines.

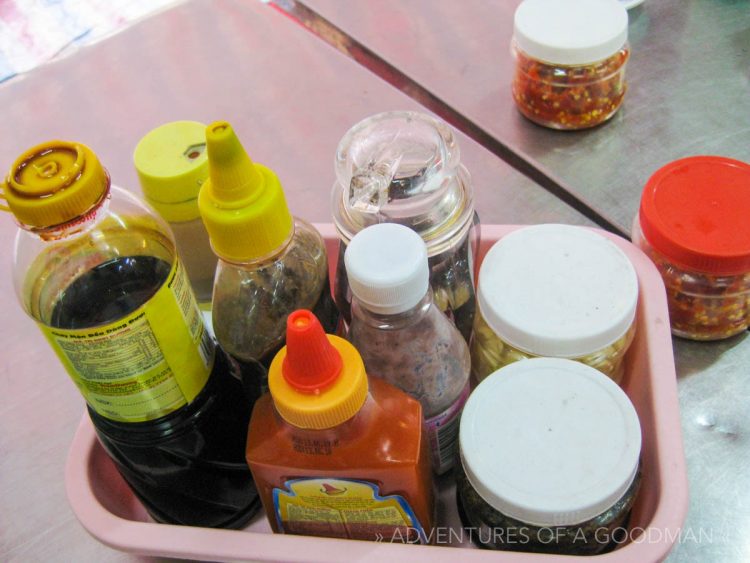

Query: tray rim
left=64, top=223, right=689, bottom=563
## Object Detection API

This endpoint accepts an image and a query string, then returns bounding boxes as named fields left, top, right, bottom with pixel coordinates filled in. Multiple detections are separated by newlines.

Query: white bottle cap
left=477, top=224, right=638, bottom=358
left=514, top=0, right=628, bottom=65
left=460, top=358, right=642, bottom=526
left=344, top=223, right=429, bottom=315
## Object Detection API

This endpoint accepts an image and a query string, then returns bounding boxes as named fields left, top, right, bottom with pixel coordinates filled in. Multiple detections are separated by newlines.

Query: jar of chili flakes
left=511, top=0, right=630, bottom=130
left=633, top=156, right=750, bottom=340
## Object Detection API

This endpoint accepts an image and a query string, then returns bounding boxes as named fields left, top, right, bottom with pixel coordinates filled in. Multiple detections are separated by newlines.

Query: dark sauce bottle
left=52, top=256, right=260, bottom=528
left=4, top=141, right=259, bottom=529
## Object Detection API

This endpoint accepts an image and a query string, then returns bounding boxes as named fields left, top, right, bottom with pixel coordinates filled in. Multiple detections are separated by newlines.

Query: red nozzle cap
left=282, top=310, right=343, bottom=394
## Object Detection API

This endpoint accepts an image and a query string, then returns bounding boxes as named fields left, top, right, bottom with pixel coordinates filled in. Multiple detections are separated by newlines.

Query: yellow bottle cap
left=133, top=121, right=209, bottom=223
left=1, top=141, right=108, bottom=229
left=269, top=310, right=368, bottom=430
left=198, top=121, right=293, bottom=262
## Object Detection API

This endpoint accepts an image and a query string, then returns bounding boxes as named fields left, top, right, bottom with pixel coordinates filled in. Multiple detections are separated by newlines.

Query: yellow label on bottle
left=39, top=259, right=214, bottom=423
left=273, top=478, right=425, bottom=543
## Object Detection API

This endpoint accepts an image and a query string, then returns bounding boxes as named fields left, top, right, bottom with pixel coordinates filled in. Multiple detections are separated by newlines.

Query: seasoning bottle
left=632, top=156, right=750, bottom=340
left=0, top=141, right=259, bottom=528
left=511, top=0, right=630, bottom=130
left=471, top=224, right=638, bottom=384
left=133, top=121, right=217, bottom=306
left=246, top=309, right=434, bottom=542
left=332, top=110, right=480, bottom=343
left=345, top=223, right=470, bottom=474
left=199, top=121, right=338, bottom=371
left=457, top=358, right=642, bottom=555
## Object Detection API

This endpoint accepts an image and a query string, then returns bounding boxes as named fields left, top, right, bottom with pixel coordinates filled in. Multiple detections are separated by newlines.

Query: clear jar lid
left=459, top=358, right=641, bottom=526
left=331, top=111, right=475, bottom=256
left=477, top=224, right=638, bottom=357
left=514, top=0, right=628, bottom=65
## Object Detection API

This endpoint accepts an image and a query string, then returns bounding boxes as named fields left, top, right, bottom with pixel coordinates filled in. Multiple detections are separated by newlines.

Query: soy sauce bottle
left=1, top=141, right=259, bottom=528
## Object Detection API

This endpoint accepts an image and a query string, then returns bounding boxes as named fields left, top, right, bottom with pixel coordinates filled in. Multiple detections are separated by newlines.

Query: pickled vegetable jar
left=457, top=358, right=642, bottom=555
left=511, top=0, right=630, bottom=130
left=332, top=111, right=479, bottom=343
left=633, top=156, right=750, bottom=340
left=471, top=224, right=638, bottom=384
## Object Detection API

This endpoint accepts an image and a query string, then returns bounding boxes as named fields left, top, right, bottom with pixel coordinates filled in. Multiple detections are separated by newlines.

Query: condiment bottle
left=345, top=223, right=470, bottom=474
left=332, top=110, right=479, bottom=343
left=457, top=358, right=642, bottom=555
left=511, top=0, right=630, bottom=130
left=632, top=156, right=750, bottom=340
left=246, top=309, right=434, bottom=542
left=0, top=141, right=259, bottom=528
left=134, top=121, right=217, bottom=306
left=199, top=121, right=338, bottom=371
left=471, top=224, right=638, bottom=384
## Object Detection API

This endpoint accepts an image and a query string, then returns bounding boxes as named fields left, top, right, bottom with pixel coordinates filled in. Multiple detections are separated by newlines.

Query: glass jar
left=457, top=358, right=642, bottom=555
left=471, top=224, right=638, bottom=384
left=511, top=0, right=630, bottom=130
left=332, top=111, right=479, bottom=343
left=633, top=156, right=750, bottom=340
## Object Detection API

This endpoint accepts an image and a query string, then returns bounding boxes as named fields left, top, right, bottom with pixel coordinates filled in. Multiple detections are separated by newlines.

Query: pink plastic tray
left=65, top=224, right=688, bottom=562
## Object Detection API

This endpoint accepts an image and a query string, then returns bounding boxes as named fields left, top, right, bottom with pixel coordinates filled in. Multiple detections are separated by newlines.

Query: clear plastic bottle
left=198, top=121, right=338, bottom=372
left=633, top=156, right=750, bottom=340
left=331, top=111, right=479, bottom=343
left=345, top=223, right=470, bottom=474
left=134, top=121, right=217, bottom=306
left=471, top=225, right=638, bottom=385
left=511, top=0, right=630, bottom=130
left=246, top=310, right=434, bottom=542
left=457, top=358, right=642, bottom=555
left=0, top=140, right=259, bottom=527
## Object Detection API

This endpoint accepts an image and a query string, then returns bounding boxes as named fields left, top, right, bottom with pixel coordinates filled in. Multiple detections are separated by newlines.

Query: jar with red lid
left=633, top=156, right=750, bottom=340
left=511, top=0, right=630, bottom=130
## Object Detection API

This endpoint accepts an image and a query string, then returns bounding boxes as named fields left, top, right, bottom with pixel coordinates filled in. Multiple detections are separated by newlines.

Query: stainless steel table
left=0, top=1, right=590, bottom=561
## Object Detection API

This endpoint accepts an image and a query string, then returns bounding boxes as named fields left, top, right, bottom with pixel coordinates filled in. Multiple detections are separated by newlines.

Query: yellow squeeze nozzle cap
left=1, top=141, right=108, bottom=229
left=133, top=121, right=209, bottom=223
left=198, top=121, right=293, bottom=263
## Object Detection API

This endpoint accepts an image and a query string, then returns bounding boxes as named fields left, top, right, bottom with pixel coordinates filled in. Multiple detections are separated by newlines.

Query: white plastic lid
left=344, top=223, right=429, bottom=315
left=477, top=224, right=638, bottom=358
left=514, top=0, right=629, bottom=65
left=460, top=358, right=642, bottom=526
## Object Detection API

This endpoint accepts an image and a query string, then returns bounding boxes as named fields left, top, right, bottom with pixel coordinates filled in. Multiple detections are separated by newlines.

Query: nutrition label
left=40, top=259, right=213, bottom=422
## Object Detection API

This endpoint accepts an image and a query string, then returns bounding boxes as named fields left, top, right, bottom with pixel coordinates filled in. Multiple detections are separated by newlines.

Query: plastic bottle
left=0, top=141, right=259, bottom=528
left=331, top=111, right=480, bottom=343
left=133, top=121, right=217, bottom=306
left=246, top=309, right=434, bottom=542
left=199, top=121, right=338, bottom=374
left=345, top=223, right=470, bottom=474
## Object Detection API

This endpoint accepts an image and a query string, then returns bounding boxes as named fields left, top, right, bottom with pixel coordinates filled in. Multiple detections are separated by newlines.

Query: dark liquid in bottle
left=52, top=255, right=259, bottom=528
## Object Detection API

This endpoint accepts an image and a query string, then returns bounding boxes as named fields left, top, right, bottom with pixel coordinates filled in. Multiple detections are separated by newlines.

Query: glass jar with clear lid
left=457, top=358, right=642, bottom=555
left=331, top=111, right=479, bottom=343
left=633, top=156, right=750, bottom=340
left=511, top=0, right=630, bottom=130
left=471, top=224, right=638, bottom=384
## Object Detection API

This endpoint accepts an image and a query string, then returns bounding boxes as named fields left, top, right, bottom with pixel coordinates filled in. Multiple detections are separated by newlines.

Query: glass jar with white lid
left=511, top=0, right=630, bottom=130
left=457, top=358, right=642, bottom=555
left=470, top=224, right=639, bottom=384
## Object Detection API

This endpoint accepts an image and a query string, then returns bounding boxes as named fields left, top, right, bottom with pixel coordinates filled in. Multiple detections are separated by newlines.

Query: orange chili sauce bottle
left=246, top=309, right=435, bottom=542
